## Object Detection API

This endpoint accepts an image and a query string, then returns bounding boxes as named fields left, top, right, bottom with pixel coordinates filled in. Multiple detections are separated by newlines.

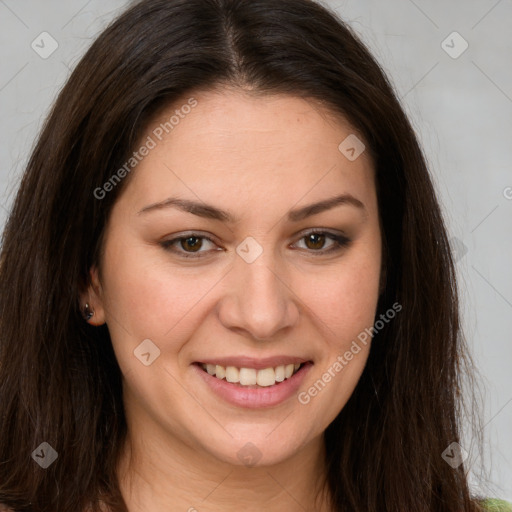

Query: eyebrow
left=137, top=193, right=367, bottom=223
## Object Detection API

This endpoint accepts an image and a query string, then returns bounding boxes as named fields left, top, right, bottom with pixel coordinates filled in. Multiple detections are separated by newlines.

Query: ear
left=80, top=266, right=107, bottom=326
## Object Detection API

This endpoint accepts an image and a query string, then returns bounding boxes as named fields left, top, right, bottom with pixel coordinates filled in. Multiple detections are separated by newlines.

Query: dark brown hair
left=0, top=0, right=489, bottom=510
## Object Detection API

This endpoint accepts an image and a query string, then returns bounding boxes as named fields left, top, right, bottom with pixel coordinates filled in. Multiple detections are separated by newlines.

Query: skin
left=84, top=89, right=383, bottom=512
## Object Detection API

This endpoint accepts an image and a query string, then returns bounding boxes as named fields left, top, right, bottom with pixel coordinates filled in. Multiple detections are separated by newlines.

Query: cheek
left=293, top=255, right=379, bottom=427
left=295, top=249, right=381, bottom=345
left=101, top=238, right=223, bottom=336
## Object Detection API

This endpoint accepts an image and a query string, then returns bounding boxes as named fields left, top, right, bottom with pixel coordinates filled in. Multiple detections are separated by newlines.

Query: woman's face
left=88, top=89, right=382, bottom=467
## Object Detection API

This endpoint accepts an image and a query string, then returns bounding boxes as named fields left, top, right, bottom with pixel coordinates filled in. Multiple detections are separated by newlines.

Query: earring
left=83, top=303, right=94, bottom=321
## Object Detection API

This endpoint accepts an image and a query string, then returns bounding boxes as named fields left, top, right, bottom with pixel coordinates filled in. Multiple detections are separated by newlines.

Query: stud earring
left=83, top=303, right=94, bottom=321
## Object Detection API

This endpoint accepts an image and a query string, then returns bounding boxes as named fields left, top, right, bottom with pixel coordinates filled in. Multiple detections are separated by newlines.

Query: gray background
left=0, top=0, right=510, bottom=501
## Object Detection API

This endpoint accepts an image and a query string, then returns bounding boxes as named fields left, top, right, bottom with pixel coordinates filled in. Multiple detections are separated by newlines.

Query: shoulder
left=480, top=498, right=512, bottom=511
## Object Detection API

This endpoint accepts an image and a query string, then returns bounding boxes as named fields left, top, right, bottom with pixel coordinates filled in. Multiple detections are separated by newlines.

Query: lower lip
left=193, top=362, right=313, bottom=409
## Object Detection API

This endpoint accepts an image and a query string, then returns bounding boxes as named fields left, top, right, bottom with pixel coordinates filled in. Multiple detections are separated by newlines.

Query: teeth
left=225, top=366, right=239, bottom=383
left=200, top=362, right=303, bottom=387
left=215, top=365, right=226, bottom=379
left=239, top=368, right=257, bottom=386
left=256, top=367, right=275, bottom=387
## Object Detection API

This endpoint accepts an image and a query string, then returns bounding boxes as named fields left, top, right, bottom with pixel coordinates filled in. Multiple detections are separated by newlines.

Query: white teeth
left=200, top=362, right=303, bottom=387
left=239, top=368, right=257, bottom=386
left=225, top=366, right=239, bottom=383
left=215, top=365, right=226, bottom=379
left=256, top=367, right=275, bottom=387
left=274, top=365, right=285, bottom=382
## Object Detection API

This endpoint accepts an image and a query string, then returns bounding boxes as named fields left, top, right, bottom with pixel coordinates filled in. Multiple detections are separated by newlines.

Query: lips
left=193, top=360, right=313, bottom=408
left=197, top=356, right=310, bottom=370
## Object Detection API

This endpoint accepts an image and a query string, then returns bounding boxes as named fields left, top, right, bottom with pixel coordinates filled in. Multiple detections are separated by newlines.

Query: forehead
left=116, top=89, right=377, bottom=217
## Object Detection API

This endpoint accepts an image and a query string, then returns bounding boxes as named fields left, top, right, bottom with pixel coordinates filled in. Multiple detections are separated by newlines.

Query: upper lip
left=195, top=356, right=311, bottom=369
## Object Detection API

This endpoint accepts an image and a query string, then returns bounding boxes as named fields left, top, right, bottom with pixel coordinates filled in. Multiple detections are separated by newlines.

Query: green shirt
left=481, top=499, right=512, bottom=511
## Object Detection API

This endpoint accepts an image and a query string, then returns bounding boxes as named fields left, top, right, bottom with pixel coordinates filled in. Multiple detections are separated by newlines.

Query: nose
left=217, top=245, right=300, bottom=341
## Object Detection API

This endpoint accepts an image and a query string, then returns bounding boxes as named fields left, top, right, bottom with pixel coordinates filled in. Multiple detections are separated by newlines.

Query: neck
left=116, top=417, right=333, bottom=511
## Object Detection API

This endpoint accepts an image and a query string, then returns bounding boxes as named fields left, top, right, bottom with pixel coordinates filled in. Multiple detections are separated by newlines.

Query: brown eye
left=294, top=230, right=351, bottom=255
left=160, top=233, right=217, bottom=258
left=180, top=236, right=203, bottom=252
left=304, top=232, right=327, bottom=250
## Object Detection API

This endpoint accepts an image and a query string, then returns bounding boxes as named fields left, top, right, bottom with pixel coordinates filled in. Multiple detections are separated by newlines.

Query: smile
left=194, top=359, right=313, bottom=408
left=200, top=362, right=302, bottom=387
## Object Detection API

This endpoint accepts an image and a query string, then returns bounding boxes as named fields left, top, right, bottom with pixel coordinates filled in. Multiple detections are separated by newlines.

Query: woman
left=0, top=0, right=509, bottom=510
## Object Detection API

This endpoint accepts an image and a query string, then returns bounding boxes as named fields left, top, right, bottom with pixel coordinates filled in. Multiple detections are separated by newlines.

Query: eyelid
left=160, top=229, right=351, bottom=259
left=291, top=229, right=351, bottom=255
left=159, top=231, right=219, bottom=257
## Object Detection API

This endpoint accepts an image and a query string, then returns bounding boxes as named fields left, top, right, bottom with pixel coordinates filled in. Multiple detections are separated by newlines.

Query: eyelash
left=160, top=230, right=352, bottom=259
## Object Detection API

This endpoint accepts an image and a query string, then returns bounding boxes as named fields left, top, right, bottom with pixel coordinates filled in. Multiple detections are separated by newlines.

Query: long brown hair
left=0, top=0, right=488, bottom=510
